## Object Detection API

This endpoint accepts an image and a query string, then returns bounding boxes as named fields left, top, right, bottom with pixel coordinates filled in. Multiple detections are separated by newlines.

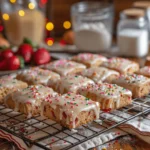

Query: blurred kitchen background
left=0, top=0, right=145, bottom=41
left=0, top=0, right=150, bottom=57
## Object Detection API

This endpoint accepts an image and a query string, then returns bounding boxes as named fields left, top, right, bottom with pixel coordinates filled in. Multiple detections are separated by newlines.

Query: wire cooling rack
left=0, top=95, right=150, bottom=150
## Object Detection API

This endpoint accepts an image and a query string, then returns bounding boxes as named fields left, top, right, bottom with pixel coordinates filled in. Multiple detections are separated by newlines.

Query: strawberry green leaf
left=17, top=55, right=25, bottom=69
left=23, top=37, right=37, bottom=48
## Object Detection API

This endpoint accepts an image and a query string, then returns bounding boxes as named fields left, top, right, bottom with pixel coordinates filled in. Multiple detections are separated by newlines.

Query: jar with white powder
left=133, top=1, right=150, bottom=42
left=117, top=8, right=149, bottom=57
left=71, top=2, right=114, bottom=52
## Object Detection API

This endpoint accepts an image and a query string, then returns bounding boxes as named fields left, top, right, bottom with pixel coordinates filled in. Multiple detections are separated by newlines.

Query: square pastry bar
left=48, top=75, right=94, bottom=94
left=71, top=53, right=107, bottom=67
left=41, top=59, right=86, bottom=76
left=136, top=66, right=150, bottom=77
left=41, top=93, right=100, bottom=129
left=16, top=67, right=60, bottom=85
left=77, top=83, right=132, bottom=111
left=81, top=67, right=120, bottom=83
left=112, top=74, right=150, bottom=98
left=4, top=85, right=57, bottom=117
left=102, top=57, right=139, bottom=75
left=0, top=76, right=28, bottom=103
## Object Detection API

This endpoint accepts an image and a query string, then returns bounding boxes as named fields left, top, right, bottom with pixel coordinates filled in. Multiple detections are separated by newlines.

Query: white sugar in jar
left=74, top=23, right=111, bottom=52
left=118, top=29, right=148, bottom=57
left=117, top=9, right=149, bottom=57
left=133, top=1, right=150, bottom=42
left=71, top=2, right=114, bottom=52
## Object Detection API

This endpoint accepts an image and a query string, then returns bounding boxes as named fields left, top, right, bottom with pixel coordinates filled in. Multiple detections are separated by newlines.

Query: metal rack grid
left=0, top=95, right=150, bottom=150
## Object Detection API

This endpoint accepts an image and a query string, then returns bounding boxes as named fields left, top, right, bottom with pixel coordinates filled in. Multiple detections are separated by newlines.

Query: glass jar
left=133, top=1, right=150, bottom=41
left=117, top=8, right=149, bottom=57
left=71, top=1, right=114, bottom=52
left=0, top=0, right=46, bottom=46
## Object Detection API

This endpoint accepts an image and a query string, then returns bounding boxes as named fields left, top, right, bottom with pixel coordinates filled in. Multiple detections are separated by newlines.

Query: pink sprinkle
left=28, top=136, right=32, bottom=139
left=51, top=138, right=55, bottom=142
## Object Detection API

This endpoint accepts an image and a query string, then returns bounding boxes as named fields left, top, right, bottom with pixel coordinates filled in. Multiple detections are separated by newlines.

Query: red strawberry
left=0, top=56, right=24, bottom=71
left=17, top=44, right=33, bottom=63
left=0, top=49, right=14, bottom=60
left=33, top=48, right=50, bottom=65
left=6, top=56, right=20, bottom=70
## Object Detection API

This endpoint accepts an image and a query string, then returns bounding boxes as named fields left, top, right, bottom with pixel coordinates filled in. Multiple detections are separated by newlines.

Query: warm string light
left=2, top=0, right=71, bottom=43
left=46, top=22, right=54, bottom=31
left=10, top=0, right=16, bottom=3
left=2, top=14, right=9, bottom=20
left=28, top=3, right=35, bottom=10
left=18, top=10, right=25, bottom=16
left=46, top=38, right=54, bottom=46
left=63, top=21, right=71, bottom=29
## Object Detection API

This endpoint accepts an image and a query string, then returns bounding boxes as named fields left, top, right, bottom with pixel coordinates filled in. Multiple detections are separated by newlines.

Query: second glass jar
left=117, top=8, right=149, bottom=57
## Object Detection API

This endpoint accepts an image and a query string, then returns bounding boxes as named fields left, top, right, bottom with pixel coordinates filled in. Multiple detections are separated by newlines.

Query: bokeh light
left=28, top=3, right=35, bottom=10
left=0, top=26, right=4, bottom=32
left=18, top=10, right=25, bottom=16
left=2, top=14, right=9, bottom=21
left=46, top=38, right=54, bottom=46
left=63, top=21, right=71, bottom=29
left=47, top=40, right=53, bottom=46
left=41, top=0, right=47, bottom=4
left=46, top=22, right=54, bottom=31
left=10, top=0, right=16, bottom=3
left=59, top=40, right=66, bottom=45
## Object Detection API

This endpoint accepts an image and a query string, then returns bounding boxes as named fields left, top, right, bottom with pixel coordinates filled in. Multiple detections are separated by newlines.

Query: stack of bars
left=1, top=53, right=150, bottom=129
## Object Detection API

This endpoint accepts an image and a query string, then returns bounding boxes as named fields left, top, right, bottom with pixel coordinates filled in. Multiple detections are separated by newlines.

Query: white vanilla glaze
left=18, top=68, right=60, bottom=85
left=42, top=59, right=86, bottom=76
left=72, top=53, right=107, bottom=66
left=49, top=75, right=94, bottom=94
left=42, top=93, right=100, bottom=128
left=78, top=83, right=132, bottom=110
left=114, top=74, right=150, bottom=85
left=5, top=85, right=57, bottom=117
left=136, top=66, right=150, bottom=77
left=0, top=76, right=26, bottom=89
left=81, top=67, right=120, bottom=83
left=102, top=57, right=139, bottom=74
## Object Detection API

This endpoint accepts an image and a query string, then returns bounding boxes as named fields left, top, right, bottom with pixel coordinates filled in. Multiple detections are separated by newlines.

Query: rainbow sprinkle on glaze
left=19, top=68, right=60, bottom=85
left=43, top=59, right=86, bottom=76
left=81, top=67, right=119, bottom=83
left=103, top=57, right=138, bottom=74
left=79, top=83, right=131, bottom=98
left=0, top=77, right=25, bottom=89
left=42, top=92, right=100, bottom=128
left=57, top=75, right=95, bottom=94
left=5, top=85, right=57, bottom=117
left=74, top=53, right=107, bottom=61
left=78, top=83, right=132, bottom=110
left=117, top=74, right=149, bottom=84
left=137, top=66, right=150, bottom=77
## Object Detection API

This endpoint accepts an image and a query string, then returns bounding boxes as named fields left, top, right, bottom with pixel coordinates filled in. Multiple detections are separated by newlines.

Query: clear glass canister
left=71, top=1, right=114, bottom=52
left=117, top=8, right=149, bottom=57
left=133, top=1, right=150, bottom=41
left=0, top=0, right=46, bottom=46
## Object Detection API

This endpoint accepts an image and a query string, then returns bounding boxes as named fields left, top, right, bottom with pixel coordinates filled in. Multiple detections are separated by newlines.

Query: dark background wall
left=47, top=0, right=143, bottom=37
